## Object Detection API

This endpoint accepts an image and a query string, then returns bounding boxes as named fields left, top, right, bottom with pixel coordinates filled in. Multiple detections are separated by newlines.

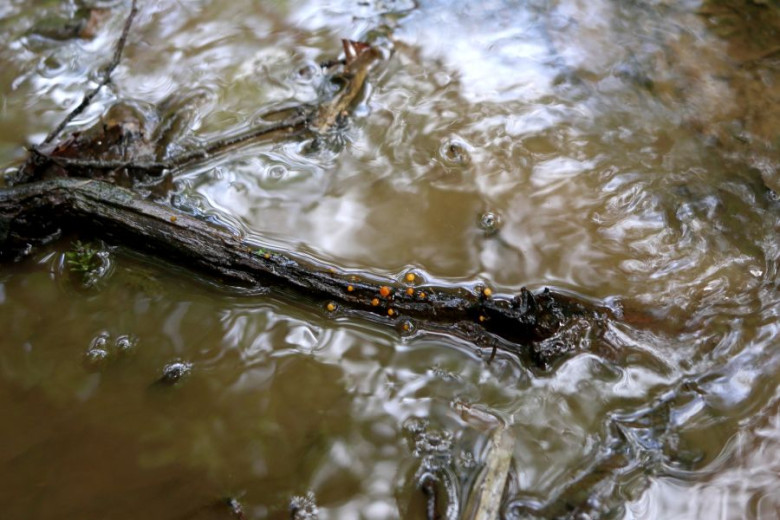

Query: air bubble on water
left=432, top=365, right=462, bottom=382
left=439, top=138, right=472, bottom=166
left=403, top=416, right=429, bottom=436
left=114, top=334, right=138, bottom=355
left=295, top=61, right=320, bottom=83
left=479, top=211, right=502, bottom=236
left=404, top=422, right=454, bottom=473
left=457, top=450, right=476, bottom=470
left=267, top=164, right=287, bottom=181
left=90, top=332, right=110, bottom=350
left=83, top=348, right=109, bottom=371
left=159, top=361, right=192, bottom=385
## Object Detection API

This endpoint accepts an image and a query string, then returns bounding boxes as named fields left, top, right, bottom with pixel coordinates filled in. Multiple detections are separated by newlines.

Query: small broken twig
left=312, top=40, right=380, bottom=133
left=165, top=111, right=310, bottom=169
left=455, top=402, right=515, bottom=520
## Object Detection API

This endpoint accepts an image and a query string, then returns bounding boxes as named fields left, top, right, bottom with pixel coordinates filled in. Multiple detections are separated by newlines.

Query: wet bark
left=0, top=176, right=607, bottom=369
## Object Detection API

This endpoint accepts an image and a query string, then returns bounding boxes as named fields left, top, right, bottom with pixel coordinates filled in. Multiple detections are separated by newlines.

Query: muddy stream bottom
left=1, top=0, right=779, bottom=519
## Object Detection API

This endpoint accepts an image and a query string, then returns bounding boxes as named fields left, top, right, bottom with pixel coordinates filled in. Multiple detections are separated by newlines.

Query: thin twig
left=41, top=155, right=170, bottom=172
left=167, top=113, right=310, bottom=169
left=468, top=426, right=515, bottom=520
left=28, top=34, right=374, bottom=178
left=38, top=0, right=139, bottom=148
left=29, top=111, right=309, bottom=176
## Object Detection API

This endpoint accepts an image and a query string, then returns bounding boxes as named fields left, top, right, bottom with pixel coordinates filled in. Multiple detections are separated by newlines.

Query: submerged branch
left=18, top=110, right=310, bottom=181
left=0, top=178, right=608, bottom=369
left=17, top=38, right=378, bottom=183
left=168, top=111, right=310, bottom=169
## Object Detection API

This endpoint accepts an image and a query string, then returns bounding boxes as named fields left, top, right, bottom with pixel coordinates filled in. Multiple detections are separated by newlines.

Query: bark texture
left=0, top=178, right=607, bottom=369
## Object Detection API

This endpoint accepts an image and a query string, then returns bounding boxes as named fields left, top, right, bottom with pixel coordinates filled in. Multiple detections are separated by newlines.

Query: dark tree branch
left=0, top=178, right=608, bottom=369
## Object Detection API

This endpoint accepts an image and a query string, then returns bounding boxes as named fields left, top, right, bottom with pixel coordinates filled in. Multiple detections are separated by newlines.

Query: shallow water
left=1, top=0, right=778, bottom=518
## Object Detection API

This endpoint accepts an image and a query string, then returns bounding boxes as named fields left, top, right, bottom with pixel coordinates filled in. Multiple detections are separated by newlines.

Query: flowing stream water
left=1, top=1, right=778, bottom=518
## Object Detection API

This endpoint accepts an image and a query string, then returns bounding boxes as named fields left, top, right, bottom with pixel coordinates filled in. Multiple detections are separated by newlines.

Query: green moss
left=65, top=240, right=99, bottom=273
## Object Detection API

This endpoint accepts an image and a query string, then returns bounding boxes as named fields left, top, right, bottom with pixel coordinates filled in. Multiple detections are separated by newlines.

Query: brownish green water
left=1, top=1, right=778, bottom=518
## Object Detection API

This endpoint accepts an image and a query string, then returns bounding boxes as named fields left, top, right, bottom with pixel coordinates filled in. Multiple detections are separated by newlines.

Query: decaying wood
left=0, top=178, right=606, bottom=368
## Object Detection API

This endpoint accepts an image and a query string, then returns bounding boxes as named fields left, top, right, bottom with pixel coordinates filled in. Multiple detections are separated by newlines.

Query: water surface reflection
left=1, top=0, right=778, bottom=518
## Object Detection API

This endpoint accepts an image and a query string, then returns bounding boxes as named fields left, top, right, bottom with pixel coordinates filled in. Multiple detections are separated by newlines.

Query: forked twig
left=38, top=0, right=138, bottom=148
left=25, top=35, right=377, bottom=179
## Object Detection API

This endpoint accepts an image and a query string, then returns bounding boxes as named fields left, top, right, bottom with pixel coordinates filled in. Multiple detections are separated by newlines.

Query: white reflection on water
left=398, top=3, right=555, bottom=103
left=628, top=393, right=780, bottom=520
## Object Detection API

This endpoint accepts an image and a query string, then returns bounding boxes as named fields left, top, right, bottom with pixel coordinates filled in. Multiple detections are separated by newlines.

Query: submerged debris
left=156, top=361, right=192, bottom=386
left=463, top=424, right=515, bottom=520
left=223, top=497, right=247, bottom=520
left=289, top=491, right=319, bottom=520
left=403, top=418, right=460, bottom=519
